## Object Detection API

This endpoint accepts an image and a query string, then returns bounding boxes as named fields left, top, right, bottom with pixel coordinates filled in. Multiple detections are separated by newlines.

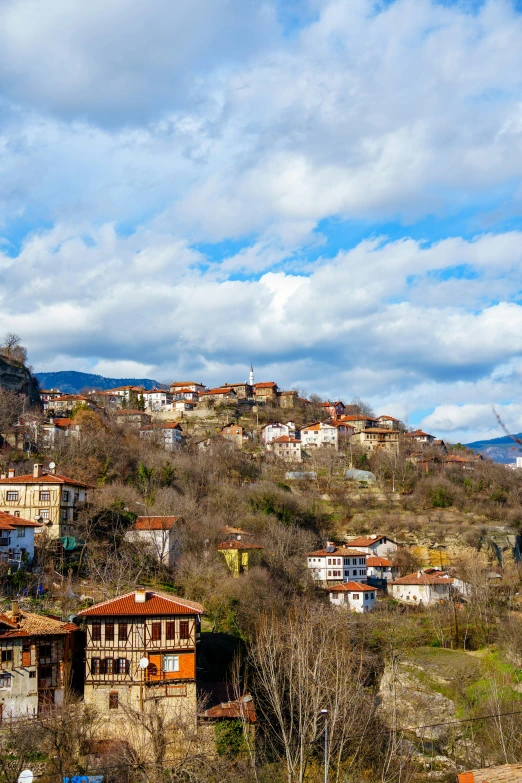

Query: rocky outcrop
left=0, top=356, right=39, bottom=403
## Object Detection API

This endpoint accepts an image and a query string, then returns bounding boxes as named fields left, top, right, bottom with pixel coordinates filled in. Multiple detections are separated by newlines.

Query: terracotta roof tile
left=0, top=472, right=92, bottom=488
left=273, top=435, right=301, bottom=443
left=200, top=694, right=257, bottom=723
left=306, top=547, right=366, bottom=557
left=346, top=535, right=390, bottom=547
left=328, top=581, right=375, bottom=592
left=0, top=610, right=78, bottom=638
left=366, top=556, right=392, bottom=567
left=255, top=382, right=277, bottom=388
left=78, top=590, right=203, bottom=617
left=132, top=516, right=181, bottom=531
left=392, top=572, right=454, bottom=586
left=0, top=511, right=42, bottom=530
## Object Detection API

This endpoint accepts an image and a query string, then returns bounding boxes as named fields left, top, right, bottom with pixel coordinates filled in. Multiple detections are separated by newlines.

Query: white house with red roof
left=403, top=429, right=435, bottom=445
left=139, top=421, right=183, bottom=450
left=346, top=534, right=398, bottom=559
left=141, top=388, right=174, bottom=411
left=327, top=582, right=377, bottom=612
left=125, top=516, right=182, bottom=567
left=0, top=464, right=91, bottom=538
left=366, top=556, right=398, bottom=583
left=389, top=571, right=454, bottom=604
left=306, top=544, right=367, bottom=584
left=300, top=422, right=338, bottom=449
left=262, top=421, right=296, bottom=445
left=0, top=510, right=42, bottom=564
left=78, top=589, right=203, bottom=725
left=170, top=382, right=206, bottom=394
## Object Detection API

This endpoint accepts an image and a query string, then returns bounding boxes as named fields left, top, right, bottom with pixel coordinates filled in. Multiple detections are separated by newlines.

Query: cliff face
left=0, top=356, right=39, bottom=402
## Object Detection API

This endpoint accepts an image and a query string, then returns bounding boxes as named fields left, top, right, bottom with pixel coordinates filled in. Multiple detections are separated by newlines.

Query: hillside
left=466, top=432, right=522, bottom=463
left=35, top=370, right=164, bottom=395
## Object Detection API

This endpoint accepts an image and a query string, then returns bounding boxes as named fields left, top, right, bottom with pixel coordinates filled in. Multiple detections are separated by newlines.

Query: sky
left=1, top=0, right=522, bottom=443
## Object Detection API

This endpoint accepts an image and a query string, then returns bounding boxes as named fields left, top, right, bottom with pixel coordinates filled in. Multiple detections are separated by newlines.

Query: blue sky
left=2, top=0, right=522, bottom=442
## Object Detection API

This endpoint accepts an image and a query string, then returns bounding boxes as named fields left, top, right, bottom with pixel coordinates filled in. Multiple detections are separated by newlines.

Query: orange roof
left=306, top=547, right=365, bottom=557
left=457, top=763, right=522, bottom=781
left=203, top=387, right=235, bottom=395
left=132, top=516, right=181, bottom=531
left=378, top=415, right=401, bottom=421
left=366, top=556, right=392, bottom=567
left=217, top=541, right=263, bottom=551
left=392, top=572, right=453, bottom=586
left=361, top=427, right=400, bottom=434
left=338, top=414, right=378, bottom=422
left=273, top=435, right=300, bottom=443
left=403, top=430, right=432, bottom=438
left=200, top=695, right=256, bottom=723
left=346, top=535, right=391, bottom=547
left=0, top=609, right=78, bottom=639
left=0, top=511, right=42, bottom=530
left=78, top=590, right=203, bottom=617
left=0, top=472, right=91, bottom=488
left=255, top=382, right=277, bottom=388
left=52, top=418, right=74, bottom=427
left=328, top=581, right=375, bottom=593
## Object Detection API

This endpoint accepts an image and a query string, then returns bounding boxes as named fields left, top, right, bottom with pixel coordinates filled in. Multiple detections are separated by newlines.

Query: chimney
left=33, top=464, right=43, bottom=478
left=417, top=571, right=421, bottom=578
left=7, top=468, right=15, bottom=479
left=0, top=473, right=5, bottom=480
left=11, top=600, right=19, bottom=621
left=135, top=588, right=147, bottom=603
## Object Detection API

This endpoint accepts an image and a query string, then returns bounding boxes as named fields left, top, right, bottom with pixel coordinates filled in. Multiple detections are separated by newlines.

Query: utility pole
left=320, top=708, right=328, bottom=783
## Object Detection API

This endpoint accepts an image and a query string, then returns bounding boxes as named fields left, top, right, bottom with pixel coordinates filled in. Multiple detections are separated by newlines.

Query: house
left=104, top=385, right=147, bottom=401
left=78, top=589, right=203, bottom=726
left=139, top=422, right=183, bottom=450
left=113, top=409, right=152, bottom=427
left=403, top=429, right=435, bottom=445
left=327, top=582, right=377, bottom=613
left=389, top=571, right=454, bottom=605
left=221, top=383, right=254, bottom=400
left=377, top=415, right=403, bottom=429
left=279, top=390, right=299, bottom=408
left=443, top=454, right=482, bottom=470
left=271, top=435, right=303, bottom=462
left=336, top=414, right=378, bottom=432
left=366, top=556, right=398, bottom=584
left=350, top=428, right=400, bottom=452
left=0, top=510, right=42, bottom=565
left=39, top=389, right=62, bottom=404
left=332, top=421, right=356, bottom=438
left=141, top=389, right=174, bottom=411
left=125, top=516, right=181, bottom=568
left=173, top=388, right=200, bottom=402
left=42, top=417, right=80, bottom=448
left=0, top=464, right=91, bottom=539
left=306, top=544, right=367, bottom=584
left=254, top=382, right=279, bottom=404
left=220, top=424, right=246, bottom=447
left=43, top=394, right=99, bottom=415
left=0, top=601, right=78, bottom=719
left=300, top=422, right=338, bottom=449
left=261, top=422, right=296, bottom=445
left=346, top=534, right=398, bottom=559
left=175, top=399, right=198, bottom=412
left=457, top=762, right=522, bottom=782
left=200, top=387, right=237, bottom=404
left=219, top=525, right=255, bottom=543
left=170, top=382, right=206, bottom=395
left=217, top=540, right=263, bottom=576
left=320, top=401, right=345, bottom=419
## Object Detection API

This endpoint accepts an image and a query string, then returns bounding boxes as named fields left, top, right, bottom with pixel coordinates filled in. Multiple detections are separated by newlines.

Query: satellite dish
left=18, top=771, right=34, bottom=783
left=139, top=657, right=149, bottom=669
left=49, top=462, right=56, bottom=469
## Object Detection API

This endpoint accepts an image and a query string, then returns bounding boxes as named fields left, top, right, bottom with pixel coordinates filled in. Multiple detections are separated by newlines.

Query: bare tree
left=0, top=333, right=27, bottom=365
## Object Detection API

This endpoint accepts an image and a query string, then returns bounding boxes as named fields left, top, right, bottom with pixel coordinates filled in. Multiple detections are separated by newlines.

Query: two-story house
left=200, top=387, right=237, bottom=404
left=306, top=544, right=367, bottom=584
left=170, top=382, right=206, bottom=395
left=300, top=422, right=338, bottom=449
left=336, top=414, right=378, bottom=432
left=254, top=382, right=279, bottom=404
left=125, top=516, right=181, bottom=568
left=366, top=556, right=399, bottom=584
left=261, top=422, right=296, bottom=445
left=0, top=601, right=77, bottom=719
left=0, top=511, right=41, bottom=565
left=389, top=572, right=454, bottom=605
left=78, top=590, right=203, bottom=726
left=139, top=422, right=183, bottom=450
left=327, top=582, right=377, bottom=612
left=221, top=382, right=254, bottom=400
left=376, top=415, right=403, bottom=429
left=345, top=534, right=398, bottom=559
left=0, top=464, right=91, bottom=539
left=350, top=428, right=400, bottom=452
left=320, top=401, right=345, bottom=419
left=403, top=429, right=435, bottom=445
left=141, top=389, right=174, bottom=411
left=271, top=435, right=303, bottom=462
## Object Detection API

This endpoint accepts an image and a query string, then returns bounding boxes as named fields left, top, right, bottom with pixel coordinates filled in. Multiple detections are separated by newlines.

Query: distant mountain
left=465, top=433, right=522, bottom=464
left=35, top=371, right=164, bottom=395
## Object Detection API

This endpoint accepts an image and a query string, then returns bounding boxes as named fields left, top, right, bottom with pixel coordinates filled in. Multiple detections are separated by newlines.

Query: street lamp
left=320, top=708, right=328, bottom=783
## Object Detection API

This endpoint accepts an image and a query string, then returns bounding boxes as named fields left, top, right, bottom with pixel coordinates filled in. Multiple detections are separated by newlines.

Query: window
left=104, top=658, right=114, bottom=675
left=163, top=654, right=179, bottom=673
left=39, top=491, right=50, bottom=501
left=105, top=622, right=114, bottom=642
left=91, top=621, right=101, bottom=641
left=0, top=673, right=12, bottom=689
left=39, top=643, right=51, bottom=660
left=118, top=623, right=128, bottom=641
left=39, top=665, right=52, bottom=682
left=6, top=491, right=18, bottom=501
left=166, top=622, right=176, bottom=640
left=151, top=622, right=161, bottom=641
left=13, top=511, right=19, bottom=517
left=352, top=594, right=359, bottom=600
left=17, top=527, right=25, bottom=538
left=61, top=509, right=68, bottom=520
left=1, top=649, right=12, bottom=663
left=109, top=692, right=119, bottom=710
left=39, top=509, right=50, bottom=519
left=91, top=658, right=100, bottom=675
left=62, top=491, right=69, bottom=502
left=29, top=670, right=36, bottom=678
left=180, top=621, right=190, bottom=640
left=117, top=658, right=129, bottom=675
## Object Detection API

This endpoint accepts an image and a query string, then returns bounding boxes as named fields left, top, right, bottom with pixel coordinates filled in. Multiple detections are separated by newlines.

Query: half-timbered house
left=78, top=589, right=203, bottom=726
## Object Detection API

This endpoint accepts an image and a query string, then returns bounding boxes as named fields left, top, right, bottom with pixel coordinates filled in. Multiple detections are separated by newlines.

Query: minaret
left=249, top=363, right=255, bottom=386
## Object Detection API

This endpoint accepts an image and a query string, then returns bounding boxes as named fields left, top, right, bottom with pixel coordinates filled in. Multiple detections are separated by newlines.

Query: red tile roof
left=273, top=435, right=300, bottom=443
left=203, top=387, right=235, bottom=395
left=306, top=547, right=366, bottom=557
left=328, top=581, right=375, bottom=593
left=403, top=430, right=432, bottom=438
left=78, top=590, right=203, bottom=617
left=0, top=610, right=78, bottom=638
left=346, top=535, right=391, bottom=547
left=378, top=415, right=401, bottom=421
left=52, top=418, right=75, bottom=427
left=338, top=414, right=378, bottom=422
left=366, top=556, right=392, bottom=567
left=0, top=511, right=42, bottom=530
left=392, top=572, right=454, bottom=586
left=200, top=695, right=257, bottom=723
left=457, top=763, right=522, bottom=782
left=255, top=382, right=277, bottom=388
left=132, top=516, right=181, bottom=531
left=0, top=472, right=91, bottom=488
